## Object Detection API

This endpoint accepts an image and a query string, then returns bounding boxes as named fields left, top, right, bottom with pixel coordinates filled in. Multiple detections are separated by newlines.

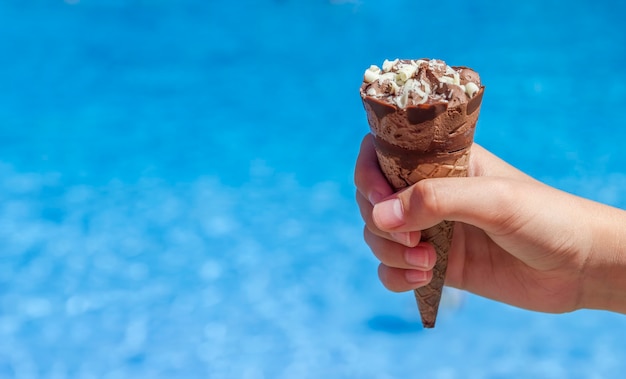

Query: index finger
left=354, top=134, right=393, bottom=205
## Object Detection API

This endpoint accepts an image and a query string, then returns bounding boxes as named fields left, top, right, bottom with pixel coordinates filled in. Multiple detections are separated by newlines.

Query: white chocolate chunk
left=389, top=81, right=399, bottom=94
left=363, top=65, right=381, bottom=83
left=397, top=64, right=418, bottom=82
left=379, top=72, right=396, bottom=83
left=465, top=82, right=479, bottom=97
left=382, top=59, right=399, bottom=72
left=396, top=87, right=410, bottom=108
left=362, top=58, right=481, bottom=108
left=453, top=71, right=461, bottom=85
left=429, top=59, right=445, bottom=69
left=438, top=76, right=456, bottom=85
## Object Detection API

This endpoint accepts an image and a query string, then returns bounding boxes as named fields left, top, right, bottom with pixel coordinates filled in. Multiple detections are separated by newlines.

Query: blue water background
left=1, top=0, right=626, bottom=378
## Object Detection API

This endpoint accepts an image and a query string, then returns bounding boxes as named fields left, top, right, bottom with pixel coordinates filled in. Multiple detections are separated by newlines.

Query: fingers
left=364, top=224, right=436, bottom=292
left=378, top=264, right=434, bottom=292
left=354, top=135, right=421, bottom=247
left=372, top=176, right=527, bottom=237
left=355, top=135, right=528, bottom=239
left=354, top=134, right=393, bottom=205
left=363, top=227, right=436, bottom=270
left=357, top=190, right=421, bottom=247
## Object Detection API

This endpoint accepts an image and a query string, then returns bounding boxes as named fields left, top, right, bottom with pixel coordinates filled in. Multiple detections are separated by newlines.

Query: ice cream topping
left=361, top=59, right=481, bottom=109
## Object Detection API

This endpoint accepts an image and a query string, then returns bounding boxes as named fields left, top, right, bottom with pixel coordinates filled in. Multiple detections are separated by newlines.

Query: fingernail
left=390, top=232, right=409, bottom=246
left=405, top=269, right=428, bottom=284
left=405, top=247, right=429, bottom=268
left=373, top=198, right=404, bottom=228
left=390, top=232, right=415, bottom=247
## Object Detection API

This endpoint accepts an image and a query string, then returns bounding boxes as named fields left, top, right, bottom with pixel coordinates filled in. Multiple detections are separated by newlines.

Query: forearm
left=580, top=201, right=626, bottom=313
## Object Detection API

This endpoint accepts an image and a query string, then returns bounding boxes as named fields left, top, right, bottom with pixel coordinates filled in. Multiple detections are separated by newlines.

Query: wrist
left=579, top=204, right=626, bottom=313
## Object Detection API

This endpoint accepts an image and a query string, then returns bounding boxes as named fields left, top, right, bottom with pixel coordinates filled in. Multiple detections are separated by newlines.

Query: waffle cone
left=361, top=85, right=484, bottom=328
left=376, top=147, right=470, bottom=328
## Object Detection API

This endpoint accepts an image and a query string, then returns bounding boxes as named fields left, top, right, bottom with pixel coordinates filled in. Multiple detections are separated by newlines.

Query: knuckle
left=413, top=179, right=443, bottom=219
left=489, top=181, right=528, bottom=234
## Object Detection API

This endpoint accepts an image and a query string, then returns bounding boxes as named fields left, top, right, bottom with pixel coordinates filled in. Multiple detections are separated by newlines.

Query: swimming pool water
left=1, top=0, right=626, bottom=378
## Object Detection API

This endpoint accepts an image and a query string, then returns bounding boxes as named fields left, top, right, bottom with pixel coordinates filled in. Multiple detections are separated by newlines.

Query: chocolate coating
left=406, top=103, right=447, bottom=124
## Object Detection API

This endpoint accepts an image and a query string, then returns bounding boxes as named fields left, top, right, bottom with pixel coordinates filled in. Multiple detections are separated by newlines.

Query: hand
left=354, top=134, right=626, bottom=314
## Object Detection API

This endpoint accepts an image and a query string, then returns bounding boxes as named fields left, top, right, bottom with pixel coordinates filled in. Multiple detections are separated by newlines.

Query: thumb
left=372, top=176, right=525, bottom=235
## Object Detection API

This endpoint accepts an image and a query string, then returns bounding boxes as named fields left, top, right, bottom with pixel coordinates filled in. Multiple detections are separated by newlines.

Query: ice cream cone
left=359, top=59, right=484, bottom=328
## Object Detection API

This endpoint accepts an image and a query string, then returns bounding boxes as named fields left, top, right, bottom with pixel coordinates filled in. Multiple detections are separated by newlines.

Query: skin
left=354, top=134, right=626, bottom=314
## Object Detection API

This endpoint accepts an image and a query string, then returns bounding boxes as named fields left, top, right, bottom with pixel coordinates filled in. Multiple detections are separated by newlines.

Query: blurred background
left=1, top=0, right=626, bottom=378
